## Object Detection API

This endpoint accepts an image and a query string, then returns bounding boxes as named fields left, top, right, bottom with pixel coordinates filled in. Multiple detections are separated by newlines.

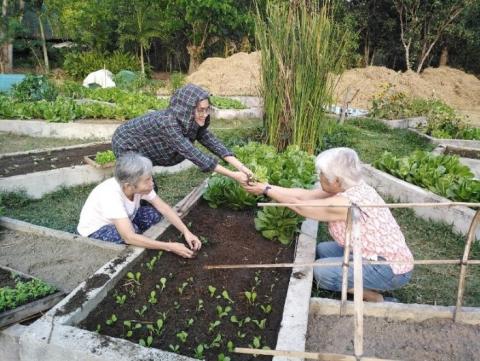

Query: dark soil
left=0, top=267, right=25, bottom=289
left=444, top=146, right=480, bottom=159
left=80, top=201, right=295, bottom=360
left=0, top=143, right=111, bottom=177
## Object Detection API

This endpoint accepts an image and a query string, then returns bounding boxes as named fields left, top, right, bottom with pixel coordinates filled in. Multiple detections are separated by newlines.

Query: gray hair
left=114, top=152, right=153, bottom=185
left=315, top=147, right=362, bottom=189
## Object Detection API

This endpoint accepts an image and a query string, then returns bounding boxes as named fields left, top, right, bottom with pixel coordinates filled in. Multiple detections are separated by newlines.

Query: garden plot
left=0, top=142, right=193, bottom=198
left=0, top=265, right=64, bottom=329
left=0, top=218, right=123, bottom=293
left=15, top=190, right=316, bottom=361
left=306, top=298, right=480, bottom=361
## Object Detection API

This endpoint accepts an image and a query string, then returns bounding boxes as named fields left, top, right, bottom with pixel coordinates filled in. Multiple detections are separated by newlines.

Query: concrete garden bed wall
left=376, top=116, right=480, bottom=149
left=4, top=182, right=317, bottom=361
left=0, top=141, right=193, bottom=198
left=362, top=164, right=480, bottom=239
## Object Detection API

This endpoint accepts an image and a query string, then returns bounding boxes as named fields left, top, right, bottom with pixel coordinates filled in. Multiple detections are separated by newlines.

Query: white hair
left=315, top=147, right=362, bottom=189
left=114, top=152, right=152, bottom=186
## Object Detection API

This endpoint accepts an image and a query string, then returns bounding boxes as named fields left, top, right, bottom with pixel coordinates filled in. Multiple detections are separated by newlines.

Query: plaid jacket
left=112, top=84, right=233, bottom=172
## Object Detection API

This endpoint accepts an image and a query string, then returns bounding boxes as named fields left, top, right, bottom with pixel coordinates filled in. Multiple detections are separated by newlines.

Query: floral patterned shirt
left=328, top=181, right=414, bottom=275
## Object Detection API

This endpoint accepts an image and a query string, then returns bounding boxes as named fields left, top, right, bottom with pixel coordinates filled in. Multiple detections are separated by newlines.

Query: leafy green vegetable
left=255, top=206, right=303, bottom=245
left=374, top=150, right=480, bottom=202
left=94, top=150, right=116, bottom=165
left=0, top=275, right=56, bottom=312
left=210, top=96, right=246, bottom=109
left=11, top=74, right=58, bottom=102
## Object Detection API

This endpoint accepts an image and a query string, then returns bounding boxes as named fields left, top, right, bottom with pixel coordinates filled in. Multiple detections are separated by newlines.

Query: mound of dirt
left=186, top=51, right=261, bottom=96
left=334, top=66, right=480, bottom=111
left=188, top=53, right=480, bottom=122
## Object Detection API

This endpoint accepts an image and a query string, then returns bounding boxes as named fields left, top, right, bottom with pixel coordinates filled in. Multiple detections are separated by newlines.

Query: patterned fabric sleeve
left=197, top=127, right=234, bottom=159
left=162, top=122, right=218, bottom=172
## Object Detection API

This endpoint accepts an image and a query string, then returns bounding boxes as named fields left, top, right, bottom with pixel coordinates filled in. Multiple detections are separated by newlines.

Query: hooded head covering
left=169, top=83, right=211, bottom=134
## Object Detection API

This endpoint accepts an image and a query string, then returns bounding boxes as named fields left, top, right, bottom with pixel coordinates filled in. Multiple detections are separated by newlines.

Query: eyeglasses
left=195, top=107, right=211, bottom=116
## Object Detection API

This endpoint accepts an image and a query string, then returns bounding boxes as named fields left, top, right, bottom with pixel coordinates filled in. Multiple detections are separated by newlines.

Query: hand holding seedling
left=243, top=181, right=268, bottom=196
left=183, top=230, right=202, bottom=252
left=166, top=242, right=196, bottom=258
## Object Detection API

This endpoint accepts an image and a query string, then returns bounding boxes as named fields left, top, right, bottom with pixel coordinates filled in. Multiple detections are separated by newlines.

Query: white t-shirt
left=77, top=178, right=157, bottom=236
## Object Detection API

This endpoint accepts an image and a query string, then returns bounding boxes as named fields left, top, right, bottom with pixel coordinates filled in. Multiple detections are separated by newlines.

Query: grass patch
left=313, top=200, right=480, bottom=307
left=1, top=168, right=207, bottom=234
left=322, top=118, right=434, bottom=163
left=0, top=132, right=100, bottom=154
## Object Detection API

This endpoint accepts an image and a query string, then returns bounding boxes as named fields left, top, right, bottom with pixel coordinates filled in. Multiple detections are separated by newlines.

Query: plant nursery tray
left=0, top=265, right=65, bottom=329
left=0, top=143, right=111, bottom=177
left=83, top=154, right=115, bottom=169
left=80, top=200, right=295, bottom=360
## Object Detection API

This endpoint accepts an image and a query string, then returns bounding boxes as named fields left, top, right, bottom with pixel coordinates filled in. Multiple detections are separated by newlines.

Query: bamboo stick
left=454, top=209, right=480, bottom=321
left=257, top=202, right=480, bottom=209
left=351, top=207, right=364, bottom=357
left=204, top=259, right=480, bottom=270
left=234, top=347, right=400, bottom=361
left=340, top=208, right=353, bottom=316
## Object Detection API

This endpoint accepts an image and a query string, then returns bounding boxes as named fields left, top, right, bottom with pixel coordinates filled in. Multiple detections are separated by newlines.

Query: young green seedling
left=135, top=305, right=148, bottom=317
left=208, top=320, right=221, bottom=333
left=177, top=282, right=188, bottom=295
left=236, top=330, right=246, bottom=339
left=199, top=236, right=210, bottom=246
left=254, top=271, right=261, bottom=287
left=95, top=324, right=101, bottom=333
left=158, top=277, right=167, bottom=291
left=221, top=290, right=234, bottom=304
left=209, top=333, right=222, bottom=348
left=139, top=335, right=153, bottom=347
left=176, top=330, right=188, bottom=343
left=146, top=256, right=157, bottom=271
left=260, top=304, right=272, bottom=314
left=208, top=285, right=217, bottom=297
left=105, top=314, right=117, bottom=326
left=123, top=320, right=142, bottom=338
left=244, top=290, right=257, bottom=305
left=126, top=271, right=141, bottom=286
left=115, top=294, right=126, bottom=305
left=216, top=305, right=232, bottom=319
left=196, top=299, right=204, bottom=312
left=227, top=341, right=235, bottom=353
left=194, top=344, right=205, bottom=359
left=252, top=318, right=267, bottom=330
left=157, top=250, right=163, bottom=258
left=218, top=354, right=231, bottom=361
left=168, top=344, right=180, bottom=353
left=148, top=290, right=157, bottom=304
left=147, top=318, right=164, bottom=336
left=173, top=301, right=180, bottom=310
left=186, top=318, right=194, bottom=327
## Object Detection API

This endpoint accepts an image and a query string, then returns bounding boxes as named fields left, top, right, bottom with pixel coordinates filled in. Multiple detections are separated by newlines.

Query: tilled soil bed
left=306, top=314, right=480, bottom=361
left=80, top=201, right=294, bottom=360
left=0, top=143, right=111, bottom=177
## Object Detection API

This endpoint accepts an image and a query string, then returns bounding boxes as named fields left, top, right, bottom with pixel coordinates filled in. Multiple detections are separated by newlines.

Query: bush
left=11, top=75, right=58, bottom=102
left=170, top=72, right=186, bottom=93
left=63, top=50, right=141, bottom=80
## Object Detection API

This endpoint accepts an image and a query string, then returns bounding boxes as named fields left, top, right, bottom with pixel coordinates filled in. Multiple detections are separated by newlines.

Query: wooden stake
left=340, top=208, right=353, bottom=316
left=234, top=347, right=400, bottom=361
left=454, top=209, right=480, bottom=321
left=204, top=259, right=480, bottom=270
left=257, top=201, right=480, bottom=209
left=351, top=206, right=364, bottom=357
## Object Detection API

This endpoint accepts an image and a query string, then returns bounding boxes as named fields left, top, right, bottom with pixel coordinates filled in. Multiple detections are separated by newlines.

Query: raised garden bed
left=79, top=200, right=294, bottom=360
left=0, top=217, right=123, bottom=292
left=0, top=142, right=110, bottom=177
left=306, top=298, right=480, bottom=360
left=0, top=266, right=64, bottom=329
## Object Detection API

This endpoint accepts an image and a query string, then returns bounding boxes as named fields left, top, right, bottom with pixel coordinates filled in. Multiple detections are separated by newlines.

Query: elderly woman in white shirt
left=243, top=147, right=413, bottom=302
left=77, top=152, right=201, bottom=258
